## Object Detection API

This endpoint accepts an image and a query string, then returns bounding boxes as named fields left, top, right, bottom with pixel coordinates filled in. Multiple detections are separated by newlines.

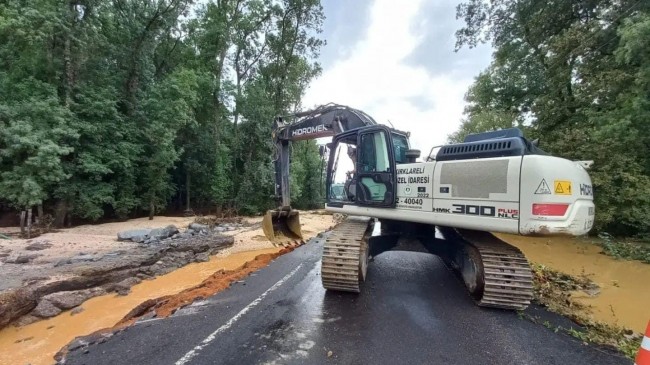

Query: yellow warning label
left=554, top=180, right=572, bottom=195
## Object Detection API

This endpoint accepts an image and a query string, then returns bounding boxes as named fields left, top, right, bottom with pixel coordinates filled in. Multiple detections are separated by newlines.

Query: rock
left=54, top=258, right=72, bottom=267
left=582, top=286, right=601, bottom=297
left=189, top=223, right=209, bottom=231
left=70, top=307, right=84, bottom=316
left=14, top=315, right=40, bottom=327
left=186, top=229, right=195, bottom=235
left=43, top=288, right=105, bottom=310
left=143, top=238, right=158, bottom=245
left=6, top=254, right=40, bottom=264
left=117, top=229, right=152, bottom=242
left=214, top=226, right=226, bottom=233
left=32, top=299, right=62, bottom=318
left=107, top=277, right=142, bottom=296
left=170, top=241, right=179, bottom=248
left=172, top=233, right=180, bottom=239
left=25, top=241, right=53, bottom=251
left=0, top=288, right=38, bottom=328
left=148, top=225, right=179, bottom=240
left=69, top=254, right=99, bottom=264
left=136, top=273, right=151, bottom=280
left=131, top=235, right=147, bottom=243
left=194, top=253, right=210, bottom=263
left=178, top=232, right=192, bottom=239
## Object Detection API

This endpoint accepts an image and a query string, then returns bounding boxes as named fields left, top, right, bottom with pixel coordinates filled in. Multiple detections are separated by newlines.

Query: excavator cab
left=326, top=125, right=399, bottom=208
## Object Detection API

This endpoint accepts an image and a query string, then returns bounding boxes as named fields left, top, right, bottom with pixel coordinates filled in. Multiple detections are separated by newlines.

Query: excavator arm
left=264, top=104, right=378, bottom=243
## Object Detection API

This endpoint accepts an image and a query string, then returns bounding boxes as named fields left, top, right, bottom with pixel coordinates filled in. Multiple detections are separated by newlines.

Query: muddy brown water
left=499, top=234, right=650, bottom=333
left=0, top=248, right=280, bottom=365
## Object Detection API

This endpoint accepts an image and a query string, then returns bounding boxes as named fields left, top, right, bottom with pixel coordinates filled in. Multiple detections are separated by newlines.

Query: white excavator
left=263, top=104, right=594, bottom=310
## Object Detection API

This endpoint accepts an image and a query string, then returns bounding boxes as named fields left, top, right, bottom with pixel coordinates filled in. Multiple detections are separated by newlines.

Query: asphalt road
left=63, top=235, right=631, bottom=365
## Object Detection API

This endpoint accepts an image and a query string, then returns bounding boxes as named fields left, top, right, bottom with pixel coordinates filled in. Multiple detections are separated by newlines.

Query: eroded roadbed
left=62, top=235, right=631, bottom=365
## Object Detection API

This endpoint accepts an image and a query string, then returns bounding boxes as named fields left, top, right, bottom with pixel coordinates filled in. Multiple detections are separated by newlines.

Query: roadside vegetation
left=529, top=263, right=642, bottom=359
left=595, top=233, right=650, bottom=264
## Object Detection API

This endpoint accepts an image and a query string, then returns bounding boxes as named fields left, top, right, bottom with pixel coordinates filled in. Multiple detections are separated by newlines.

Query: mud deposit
left=499, top=234, right=650, bottom=333
left=0, top=248, right=281, bottom=365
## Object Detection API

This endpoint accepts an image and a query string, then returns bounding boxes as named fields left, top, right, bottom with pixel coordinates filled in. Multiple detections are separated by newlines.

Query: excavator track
left=439, top=228, right=534, bottom=310
left=321, top=217, right=373, bottom=292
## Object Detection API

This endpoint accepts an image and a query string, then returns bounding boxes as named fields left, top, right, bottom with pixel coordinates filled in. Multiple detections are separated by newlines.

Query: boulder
left=69, top=254, right=100, bottom=264
left=189, top=223, right=209, bottom=231
left=194, top=252, right=210, bottom=262
left=25, top=241, right=53, bottom=251
left=107, top=277, right=142, bottom=296
left=149, top=225, right=179, bottom=240
left=5, top=254, right=40, bottom=264
left=14, top=315, right=40, bottom=327
left=42, top=288, right=105, bottom=310
left=132, top=235, right=147, bottom=243
left=32, top=299, right=62, bottom=318
left=117, top=229, right=152, bottom=242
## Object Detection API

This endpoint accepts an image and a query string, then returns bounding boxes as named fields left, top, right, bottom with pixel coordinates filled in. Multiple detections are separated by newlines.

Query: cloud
left=304, top=0, right=493, bottom=154
left=317, top=0, right=374, bottom=69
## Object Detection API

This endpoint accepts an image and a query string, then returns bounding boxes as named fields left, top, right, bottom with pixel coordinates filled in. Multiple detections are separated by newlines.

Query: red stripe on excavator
left=532, top=203, right=569, bottom=216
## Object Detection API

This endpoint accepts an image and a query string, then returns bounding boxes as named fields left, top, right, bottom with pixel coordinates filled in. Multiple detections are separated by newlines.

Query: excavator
left=263, top=103, right=595, bottom=310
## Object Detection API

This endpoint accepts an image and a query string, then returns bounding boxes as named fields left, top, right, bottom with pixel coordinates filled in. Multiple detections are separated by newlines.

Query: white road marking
left=175, top=263, right=304, bottom=365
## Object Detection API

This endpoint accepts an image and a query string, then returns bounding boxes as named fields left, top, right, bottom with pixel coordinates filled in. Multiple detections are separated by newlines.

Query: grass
left=529, top=263, right=643, bottom=359
left=594, top=232, right=650, bottom=264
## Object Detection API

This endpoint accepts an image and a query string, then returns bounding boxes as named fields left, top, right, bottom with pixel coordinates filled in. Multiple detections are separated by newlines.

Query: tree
left=453, top=0, right=650, bottom=236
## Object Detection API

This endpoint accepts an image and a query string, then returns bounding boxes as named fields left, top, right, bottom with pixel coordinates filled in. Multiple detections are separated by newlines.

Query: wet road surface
left=64, top=235, right=631, bottom=365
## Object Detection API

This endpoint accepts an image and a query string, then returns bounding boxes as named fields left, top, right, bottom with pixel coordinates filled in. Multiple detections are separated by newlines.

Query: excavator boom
left=263, top=104, right=382, bottom=244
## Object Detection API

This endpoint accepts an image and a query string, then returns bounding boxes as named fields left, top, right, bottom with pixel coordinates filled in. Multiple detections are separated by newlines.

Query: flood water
left=0, top=248, right=280, bottom=365
left=499, top=234, right=650, bottom=333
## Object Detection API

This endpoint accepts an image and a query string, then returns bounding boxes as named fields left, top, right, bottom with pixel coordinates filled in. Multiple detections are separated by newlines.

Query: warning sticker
left=554, top=180, right=572, bottom=195
left=535, top=179, right=552, bottom=195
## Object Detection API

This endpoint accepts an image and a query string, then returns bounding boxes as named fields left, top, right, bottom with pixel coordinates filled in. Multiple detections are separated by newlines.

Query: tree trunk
left=26, top=208, right=32, bottom=239
left=36, top=204, right=44, bottom=226
left=53, top=200, right=68, bottom=228
left=20, top=211, right=26, bottom=237
left=186, top=173, right=191, bottom=212
left=149, top=201, right=155, bottom=220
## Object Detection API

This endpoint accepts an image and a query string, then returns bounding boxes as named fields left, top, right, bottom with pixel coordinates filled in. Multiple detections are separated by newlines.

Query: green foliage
left=0, top=0, right=325, bottom=223
left=596, top=233, right=650, bottom=263
left=453, top=0, right=650, bottom=237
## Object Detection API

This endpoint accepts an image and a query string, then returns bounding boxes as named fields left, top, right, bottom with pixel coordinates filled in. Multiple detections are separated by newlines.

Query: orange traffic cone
left=636, top=321, right=650, bottom=365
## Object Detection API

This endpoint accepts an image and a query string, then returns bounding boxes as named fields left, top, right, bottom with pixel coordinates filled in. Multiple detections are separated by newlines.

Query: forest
left=453, top=0, right=650, bottom=237
left=0, top=0, right=326, bottom=227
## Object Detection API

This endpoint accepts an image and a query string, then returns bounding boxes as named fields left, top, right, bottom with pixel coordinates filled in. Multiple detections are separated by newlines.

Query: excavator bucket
left=262, top=208, right=303, bottom=245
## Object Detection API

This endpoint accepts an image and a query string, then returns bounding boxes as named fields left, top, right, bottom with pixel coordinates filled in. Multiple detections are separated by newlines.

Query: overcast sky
left=303, top=0, right=493, bottom=154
